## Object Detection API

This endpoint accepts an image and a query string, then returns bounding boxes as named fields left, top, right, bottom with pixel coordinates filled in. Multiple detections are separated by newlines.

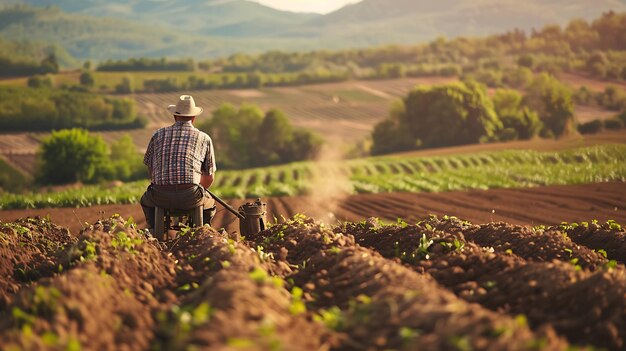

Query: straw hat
left=167, top=95, right=203, bottom=117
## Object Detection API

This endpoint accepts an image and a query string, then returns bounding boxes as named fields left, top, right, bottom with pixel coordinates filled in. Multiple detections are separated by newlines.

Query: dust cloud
left=304, top=140, right=353, bottom=224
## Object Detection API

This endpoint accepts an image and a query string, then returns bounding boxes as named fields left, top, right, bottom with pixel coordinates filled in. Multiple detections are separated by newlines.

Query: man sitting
left=141, top=95, right=217, bottom=232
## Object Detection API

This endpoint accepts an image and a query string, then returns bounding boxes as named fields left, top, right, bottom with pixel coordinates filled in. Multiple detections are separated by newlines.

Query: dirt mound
left=556, top=220, right=626, bottom=264
left=1, top=214, right=626, bottom=350
left=0, top=217, right=74, bottom=309
left=341, top=218, right=626, bottom=350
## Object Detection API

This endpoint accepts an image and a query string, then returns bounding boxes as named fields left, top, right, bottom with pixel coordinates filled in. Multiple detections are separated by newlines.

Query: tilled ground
left=0, top=214, right=625, bottom=350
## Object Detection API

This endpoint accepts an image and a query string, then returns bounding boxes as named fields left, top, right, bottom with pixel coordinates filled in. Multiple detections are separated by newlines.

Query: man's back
left=144, top=120, right=216, bottom=185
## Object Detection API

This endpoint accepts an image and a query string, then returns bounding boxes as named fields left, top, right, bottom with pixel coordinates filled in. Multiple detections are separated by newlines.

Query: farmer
left=140, top=95, right=217, bottom=231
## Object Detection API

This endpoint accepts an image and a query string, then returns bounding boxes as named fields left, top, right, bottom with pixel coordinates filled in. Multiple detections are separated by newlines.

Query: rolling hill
left=1, top=0, right=625, bottom=61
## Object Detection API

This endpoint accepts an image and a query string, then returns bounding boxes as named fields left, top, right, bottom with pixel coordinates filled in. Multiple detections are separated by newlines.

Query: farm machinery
left=153, top=191, right=267, bottom=240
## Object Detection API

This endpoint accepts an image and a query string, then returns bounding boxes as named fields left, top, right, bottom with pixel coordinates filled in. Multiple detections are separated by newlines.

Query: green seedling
left=289, top=287, right=306, bottom=315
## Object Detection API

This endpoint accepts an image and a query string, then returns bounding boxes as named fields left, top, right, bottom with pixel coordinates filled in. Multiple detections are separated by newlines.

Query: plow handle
left=208, top=190, right=246, bottom=220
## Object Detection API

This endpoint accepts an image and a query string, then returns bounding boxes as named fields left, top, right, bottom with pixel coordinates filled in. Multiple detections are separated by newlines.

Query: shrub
left=502, top=67, right=533, bottom=89
left=79, top=71, right=94, bottom=88
left=499, top=109, right=543, bottom=140
left=617, top=110, right=626, bottom=124
left=596, top=85, right=626, bottom=111
left=115, top=77, right=133, bottom=94
left=603, top=118, right=624, bottom=130
left=0, top=158, right=29, bottom=192
left=517, top=54, right=535, bottom=69
left=577, top=120, right=603, bottom=134
left=37, top=129, right=109, bottom=184
left=108, top=134, right=146, bottom=181
left=197, top=104, right=322, bottom=169
left=27, top=75, right=52, bottom=88
left=523, top=73, right=575, bottom=137
left=573, top=86, right=594, bottom=105
left=586, top=52, right=608, bottom=78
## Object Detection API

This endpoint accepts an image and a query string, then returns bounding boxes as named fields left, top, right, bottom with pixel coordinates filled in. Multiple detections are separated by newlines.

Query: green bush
left=372, top=81, right=502, bottom=154
left=573, top=86, right=594, bottom=105
left=502, top=67, right=533, bottom=89
left=577, top=120, right=603, bottom=134
left=27, top=75, right=53, bottom=88
left=0, top=158, right=29, bottom=192
left=596, top=85, right=626, bottom=111
left=523, top=73, right=575, bottom=137
left=108, top=135, right=146, bottom=181
left=79, top=71, right=94, bottom=88
left=197, top=104, right=323, bottom=169
left=37, top=129, right=109, bottom=184
left=493, top=89, right=543, bottom=140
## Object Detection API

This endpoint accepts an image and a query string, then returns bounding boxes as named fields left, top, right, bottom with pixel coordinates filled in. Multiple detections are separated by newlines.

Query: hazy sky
left=253, top=0, right=362, bottom=14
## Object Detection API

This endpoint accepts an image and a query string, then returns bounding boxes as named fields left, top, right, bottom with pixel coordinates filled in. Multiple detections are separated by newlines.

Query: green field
left=1, top=144, right=624, bottom=210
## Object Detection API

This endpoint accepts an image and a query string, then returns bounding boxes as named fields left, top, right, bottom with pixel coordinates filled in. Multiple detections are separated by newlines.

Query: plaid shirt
left=144, top=121, right=216, bottom=185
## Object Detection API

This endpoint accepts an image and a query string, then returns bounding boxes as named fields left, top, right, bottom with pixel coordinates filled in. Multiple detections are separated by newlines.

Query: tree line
left=97, top=58, right=195, bottom=72
left=0, top=85, right=146, bottom=132
left=0, top=53, right=59, bottom=77
left=196, top=104, right=323, bottom=169
left=371, top=74, right=574, bottom=155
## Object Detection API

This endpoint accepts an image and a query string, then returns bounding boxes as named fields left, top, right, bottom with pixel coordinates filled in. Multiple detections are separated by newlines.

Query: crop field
left=1, top=212, right=625, bottom=350
left=2, top=144, right=625, bottom=210
left=0, top=75, right=619, bottom=177
left=130, top=77, right=433, bottom=142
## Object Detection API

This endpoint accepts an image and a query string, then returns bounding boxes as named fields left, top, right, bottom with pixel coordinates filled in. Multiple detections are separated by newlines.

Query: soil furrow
left=248, top=217, right=570, bottom=350
left=342, top=221, right=626, bottom=350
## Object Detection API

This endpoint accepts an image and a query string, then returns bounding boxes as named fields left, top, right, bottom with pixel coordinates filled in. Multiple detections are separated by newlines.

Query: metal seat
left=154, top=206, right=203, bottom=241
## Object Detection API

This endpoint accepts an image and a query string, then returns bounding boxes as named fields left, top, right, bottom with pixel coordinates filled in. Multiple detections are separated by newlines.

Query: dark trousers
left=140, top=184, right=216, bottom=229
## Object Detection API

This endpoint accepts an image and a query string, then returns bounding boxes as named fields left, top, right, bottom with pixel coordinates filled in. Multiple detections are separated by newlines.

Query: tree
left=523, top=73, right=575, bottom=137
left=37, top=129, right=109, bottom=184
left=40, top=53, right=59, bottom=74
left=491, top=89, right=543, bottom=140
left=255, top=109, right=294, bottom=165
left=115, top=77, right=133, bottom=94
left=27, top=75, right=52, bottom=88
left=198, top=103, right=322, bottom=168
left=517, top=54, right=535, bottom=69
left=79, top=71, right=95, bottom=88
left=586, top=51, right=608, bottom=78
left=286, top=130, right=323, bottom=161
left=371, top=100, right=415, bottom=155
left=402, top=81, right=502, bottom=148
left=198, top=103, right=264, bottom=169
left=108, top=134, right=145, bottom=181
left=597, top=85, right=626, bottom=111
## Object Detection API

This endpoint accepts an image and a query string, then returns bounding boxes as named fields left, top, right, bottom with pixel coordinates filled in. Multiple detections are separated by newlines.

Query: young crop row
left=1, top=144, right=624, bottom=209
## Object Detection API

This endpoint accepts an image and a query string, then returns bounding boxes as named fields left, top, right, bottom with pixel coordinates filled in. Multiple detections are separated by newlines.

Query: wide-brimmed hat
left=167, top=95, right=203, bottom=117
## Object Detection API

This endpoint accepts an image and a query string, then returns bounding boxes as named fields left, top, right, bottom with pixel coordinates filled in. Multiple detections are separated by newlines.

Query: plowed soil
left=2, top=211, right=626, bottom=350
left=2, top=182, right=624, bottom=236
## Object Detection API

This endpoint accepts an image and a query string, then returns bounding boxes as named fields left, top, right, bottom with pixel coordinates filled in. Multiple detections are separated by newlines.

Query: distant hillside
left=6, top=0, right=319, bottom=36
left=0, top=5, right=303, bottom=60
left=0, top=37, right=77, bottom=68
left=291, top=0, right=626, bottom=47
left=1, top=0, right=626, bottom=62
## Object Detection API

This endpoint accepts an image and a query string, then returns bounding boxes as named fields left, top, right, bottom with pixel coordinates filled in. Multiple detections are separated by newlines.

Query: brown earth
left=1, top=182, right=624, bottom=237
left=2, top=211, right=626, bottom=349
